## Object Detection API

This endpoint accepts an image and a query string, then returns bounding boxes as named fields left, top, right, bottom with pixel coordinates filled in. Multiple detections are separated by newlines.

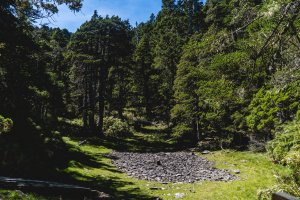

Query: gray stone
left=175, top=193, right=185, bottom=199
left=202, top=150, right=211, bottom=154
left=106, top=151, right=238, bottom=183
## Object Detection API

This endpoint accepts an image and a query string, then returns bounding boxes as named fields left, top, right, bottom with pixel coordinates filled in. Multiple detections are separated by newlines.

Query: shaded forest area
left=0, top=0, right=300, bottom=198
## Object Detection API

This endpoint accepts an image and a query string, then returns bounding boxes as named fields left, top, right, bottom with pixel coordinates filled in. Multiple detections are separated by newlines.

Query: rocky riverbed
left=107, top=152, right=238, bottom=183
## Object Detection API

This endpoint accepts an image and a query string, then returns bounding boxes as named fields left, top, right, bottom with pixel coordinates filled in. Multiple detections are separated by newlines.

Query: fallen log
left=0, top=176, right=109, bottom=199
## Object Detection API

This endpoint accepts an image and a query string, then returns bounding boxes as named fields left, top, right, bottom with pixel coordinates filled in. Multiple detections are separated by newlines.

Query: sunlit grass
left=0, top=125, right=285, bottom=199
left=0, top=190, right=46, bottom=200
left=62, top=134, right=285, bottom=200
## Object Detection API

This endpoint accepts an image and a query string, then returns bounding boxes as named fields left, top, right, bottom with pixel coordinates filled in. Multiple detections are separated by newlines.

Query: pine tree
left=162, top=0, right=176, bottom=10
left=133, top=28, right=154, bottom=119
left=69, top=14, right=132, bottom=134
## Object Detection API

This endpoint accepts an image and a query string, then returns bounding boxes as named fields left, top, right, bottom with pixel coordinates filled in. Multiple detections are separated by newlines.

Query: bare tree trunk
left=97, top=66, right=107, bottom=136
left=83, top=89, right=88, bottom=129
left=88, top=76, right=95, bottom=131
left=196, top=118, right=200, bottom=142
left=117, top=70, right=126, bottom=119
left=143, top=75, right=152, bottom=120
left=97, top=88, right=105, bottom=135
left=83, top=65, right=88, bottom=129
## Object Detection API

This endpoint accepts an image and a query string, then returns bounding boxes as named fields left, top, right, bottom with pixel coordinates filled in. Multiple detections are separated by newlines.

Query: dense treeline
left=134, top=0, right=300, bottom=149
left=0, top=0, right=300, bottom=196
left=0, top=0, right=83, bottom=177
left=173, top=0, right=300, bottom=149
left=68, top=12, right=133, bottom=134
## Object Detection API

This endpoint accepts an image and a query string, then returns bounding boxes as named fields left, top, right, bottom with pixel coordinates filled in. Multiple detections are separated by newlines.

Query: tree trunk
left=117, top=70, right=126, bottom=119
left=196, top=118, right=200, bottom=142
left=97, top=67, right=107, bottom=136
left=143, top=75, right=152, bottom=120
left=97, top=92, right=104, bottom=135
left=83, top=89, right=88, bottom=129
left=88, top=68, right=95, bottom=131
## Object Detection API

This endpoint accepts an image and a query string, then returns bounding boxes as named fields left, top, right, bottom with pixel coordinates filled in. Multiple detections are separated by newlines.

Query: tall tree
left=162, top=0, right=176, bottom=10
left=133, top=27, right=154, bottom=118
left=69, top=14, right=132, bottom=134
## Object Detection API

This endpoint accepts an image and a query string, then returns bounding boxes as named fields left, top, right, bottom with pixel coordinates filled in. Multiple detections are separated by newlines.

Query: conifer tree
left=69, top=14, right=132, bottom=134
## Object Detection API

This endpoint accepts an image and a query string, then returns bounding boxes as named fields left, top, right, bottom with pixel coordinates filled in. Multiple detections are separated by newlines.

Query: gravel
left=106, top=152, right=238, bottom=183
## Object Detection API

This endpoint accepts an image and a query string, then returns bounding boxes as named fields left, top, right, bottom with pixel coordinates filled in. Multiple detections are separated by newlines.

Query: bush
left=267, top=113, right=300, bottom=162
left=0, top=115, right=13, bottom=134
left=58, top=117, right=83, bottom=127
left=248, top=140, right=266, bottom=152
left=284, top=151, right=300, bottom=181
left=265, top=111, right=300, bottom=197
left=103, top=116, right=131, bottom=138
left=246, top=81, right=300, bottom=137
left=172, top=124, right=192, bottom=140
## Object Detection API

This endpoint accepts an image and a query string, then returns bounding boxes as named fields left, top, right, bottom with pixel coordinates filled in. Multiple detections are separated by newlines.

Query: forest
left=0, top=0, right=300, bottom=199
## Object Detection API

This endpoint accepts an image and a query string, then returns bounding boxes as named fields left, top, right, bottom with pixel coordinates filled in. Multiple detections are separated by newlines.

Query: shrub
left=284, top=151, right=300, bottom=181
left=172, top=124, right=192, bottom=140
left=265, top=111, right=300, bottom=197
left=197, top=135, right=233, bottom=150
left=0, top=115, right=13, bottom=134
left=248, top=140, right=266, bottom=152
left=60, top=118, right=83, bottom=127
left=246, top=81, right=300, bottom=137
left=267, top=112, right=300, bottom=162
left=103, top=116, right=131, bottom=138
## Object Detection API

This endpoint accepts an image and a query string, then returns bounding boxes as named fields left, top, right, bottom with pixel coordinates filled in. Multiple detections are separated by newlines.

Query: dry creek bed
left=106, top=152, right=239, bottom=183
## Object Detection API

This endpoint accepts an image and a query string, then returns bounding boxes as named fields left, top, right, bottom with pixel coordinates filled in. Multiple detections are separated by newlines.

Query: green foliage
left=103, top=116, right=131, bottom=138
left=284, top=150, right=300, bottom=181
left=0, top=190, right=45, bottom=200
left=68, top=15, right=132, bottom=132
left=247, top=82, right=300, bottom=136
left=64, top=136, right=286, bottom=200
left=205, top=0, right=231, bottom=27
left=0, top=0, right=84, bottom=181
left=172, top=24, right=254, bottom=143
left=0, top=115, right=13, bottom=134
left=267, top=112, right=300, bottom=162
left=264, top=113, right=300, bottom=197
left=130, top=0, right=205, bottom=122
left=1, top=0, right=300, bottom=197
left=171, top=0, right=300, bottom=155
left=2, top=0, right=82, bottom=20
left=210, top=51, right=253, bottom=84
left=172, top=124, right=193, bottom=140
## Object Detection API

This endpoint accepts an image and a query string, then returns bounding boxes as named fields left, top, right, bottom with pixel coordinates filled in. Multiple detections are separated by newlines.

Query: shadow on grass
left=0, top=140, right=157, bottom=199
left=58, top=118, right=189, bottom=153
left=0, top=120, right=167, bottom=199
left=49, top=141, right=157, bottom=200
left=83, top=128, right=194, bottom=153
left=45, top=121, right=195, bottom=199
left=134, top=126, right=169, bottom=135
left=63, top=170, right=154, bottom=200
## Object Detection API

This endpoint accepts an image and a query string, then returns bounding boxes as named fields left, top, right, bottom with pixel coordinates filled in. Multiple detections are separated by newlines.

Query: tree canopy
left=0, top=0, right=300, bottom=197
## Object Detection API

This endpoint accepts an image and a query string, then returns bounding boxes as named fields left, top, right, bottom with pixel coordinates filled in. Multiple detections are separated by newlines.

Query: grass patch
left=0, top=190, right=46, bottom=200
left=61, top=131, right=285, bottom=200
left=1, top=125, right=286, bottom=199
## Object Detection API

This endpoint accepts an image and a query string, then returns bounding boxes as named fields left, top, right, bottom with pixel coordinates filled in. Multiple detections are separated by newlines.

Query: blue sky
left=40, top=0, right=162, bottom=32
left=40, top=0, right=206, bottom=32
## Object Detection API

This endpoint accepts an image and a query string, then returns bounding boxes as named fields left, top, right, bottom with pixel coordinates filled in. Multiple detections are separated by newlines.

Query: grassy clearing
left=0, top=126, right=285, bottom=199
left=60, top=129, right=285, bottom=200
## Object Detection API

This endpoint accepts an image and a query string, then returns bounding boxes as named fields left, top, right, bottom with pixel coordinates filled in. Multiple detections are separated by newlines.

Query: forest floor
left=0, top=125, right=285, bottom=200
